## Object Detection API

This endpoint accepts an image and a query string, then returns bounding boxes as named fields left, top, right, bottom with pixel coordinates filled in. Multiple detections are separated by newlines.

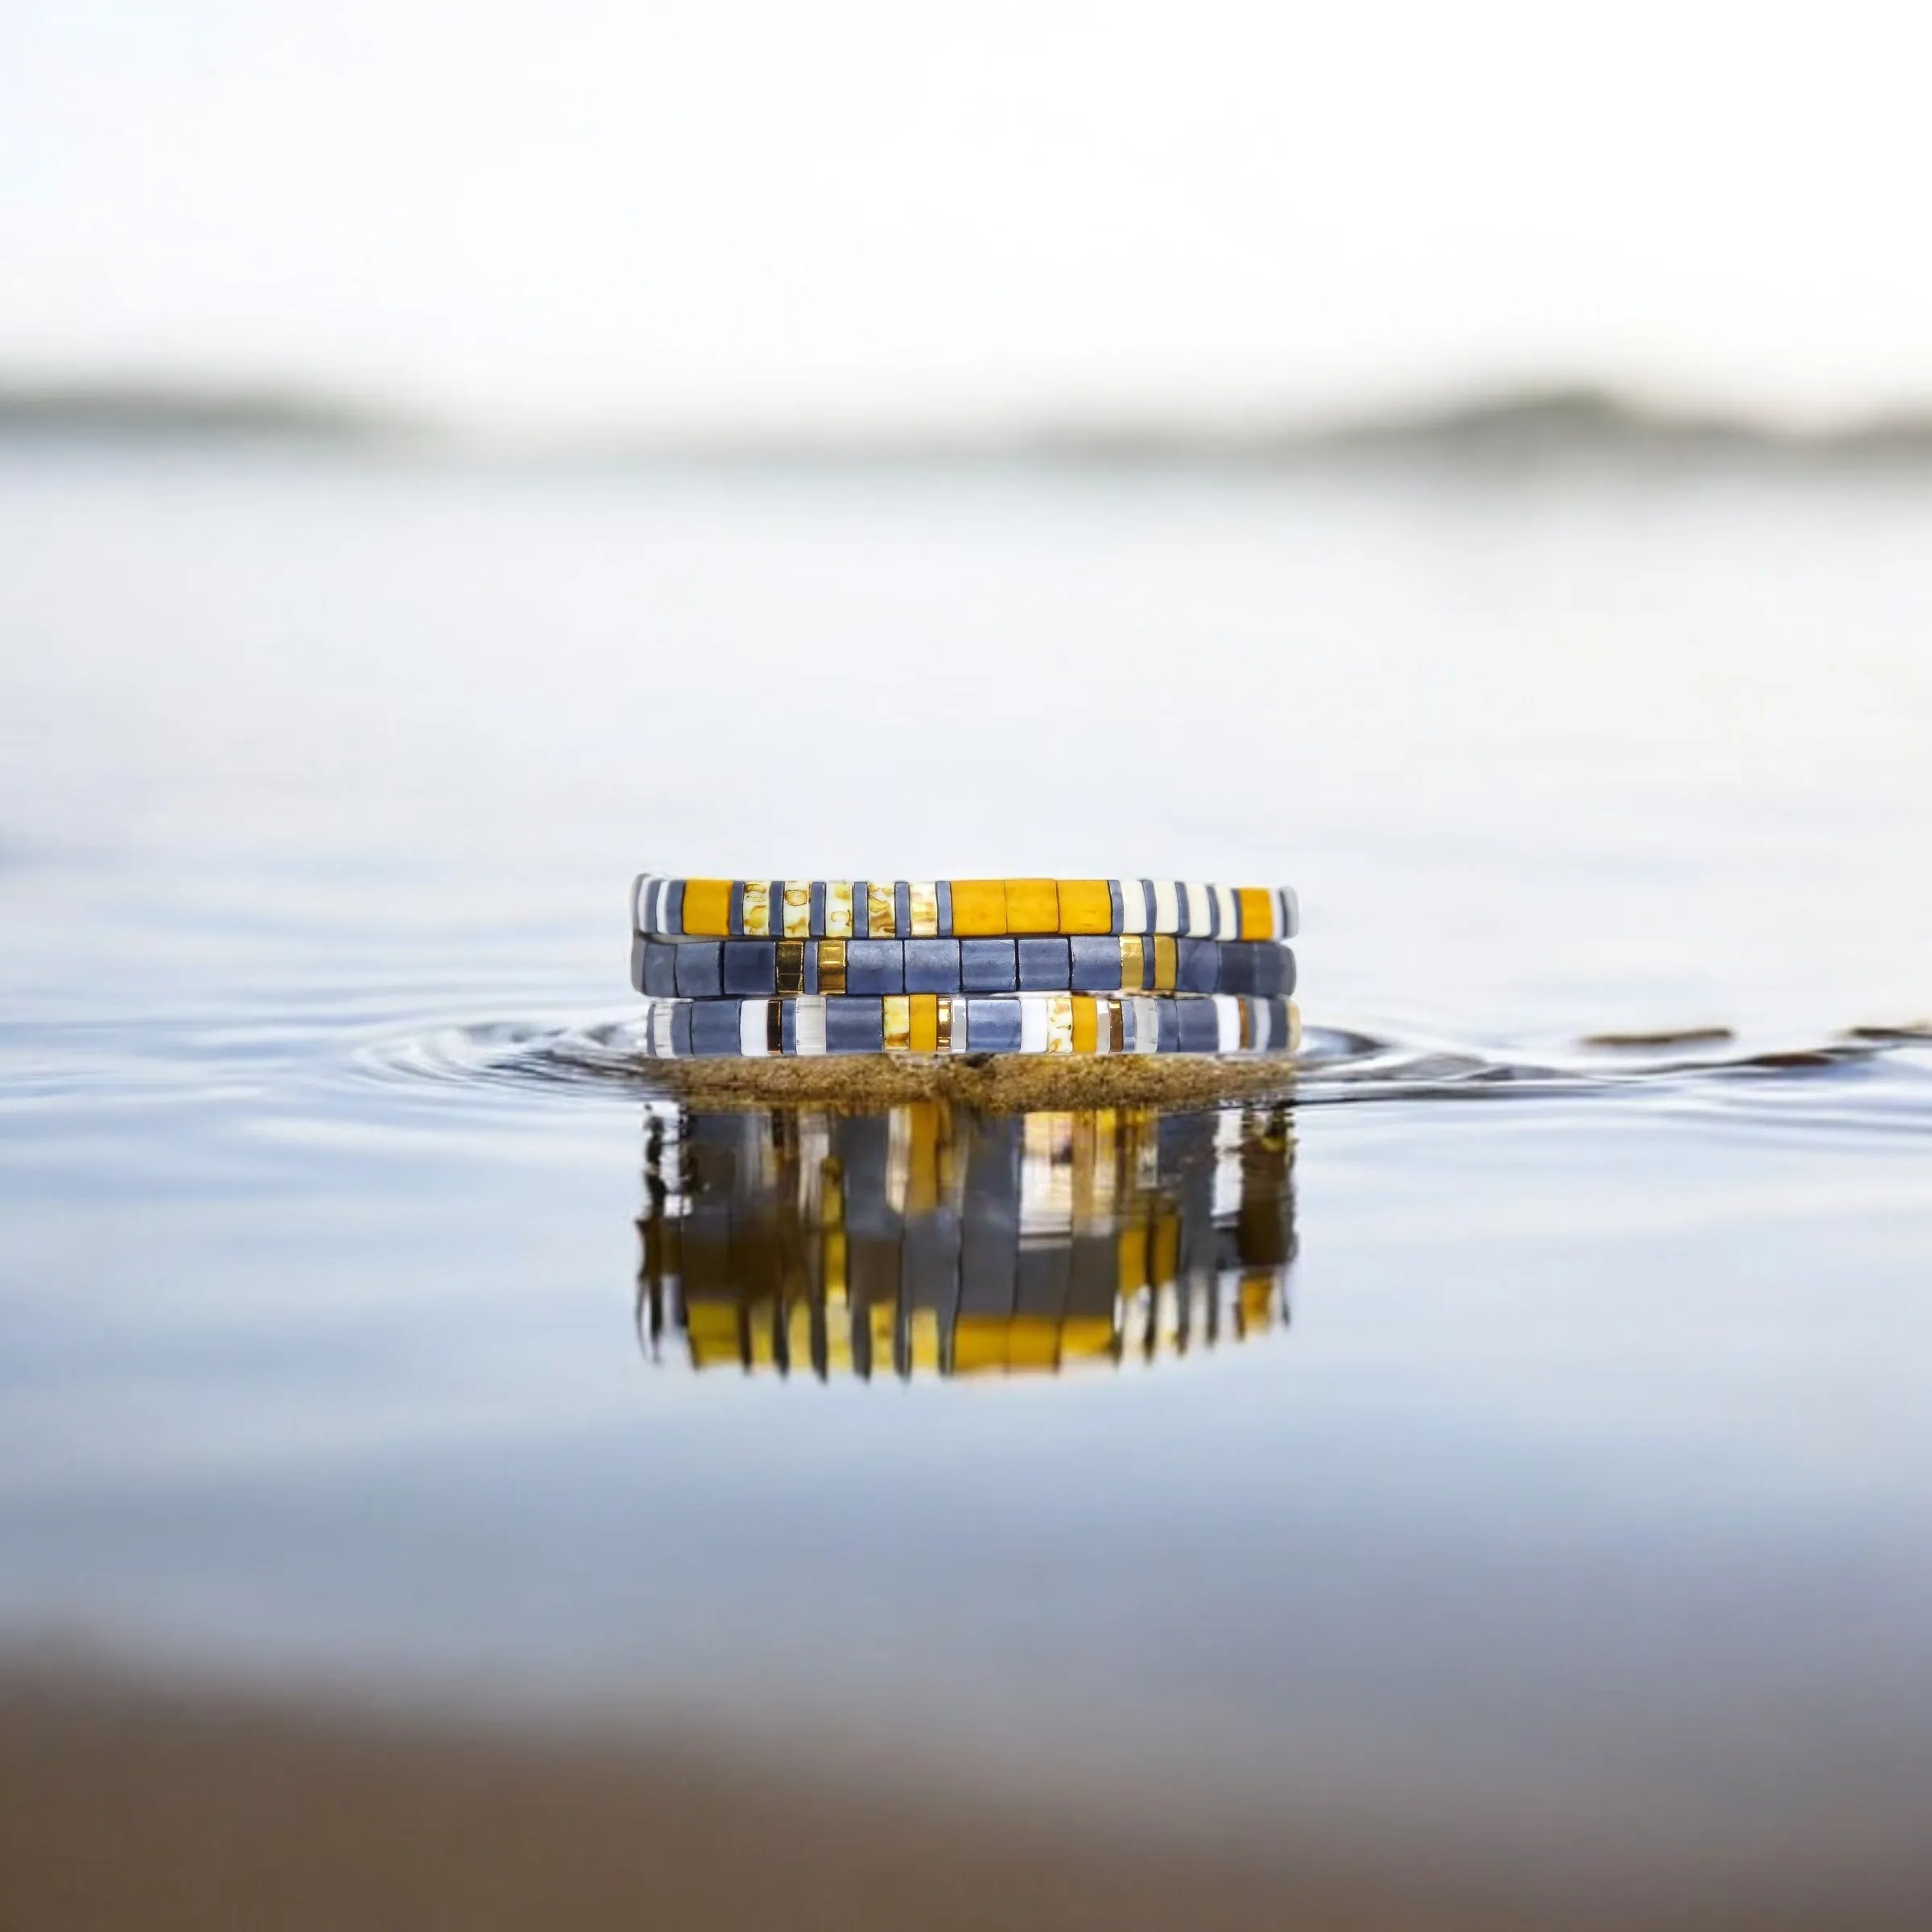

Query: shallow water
left=2, top=448, right=1930, bottom=1910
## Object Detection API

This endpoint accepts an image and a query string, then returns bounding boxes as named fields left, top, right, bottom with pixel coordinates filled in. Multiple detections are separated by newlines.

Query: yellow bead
left=949, top=880, right=1007, bottom=936
left=1058, top=880, right=1112, bottom=934
left=681, top=879, right=732, bottom=937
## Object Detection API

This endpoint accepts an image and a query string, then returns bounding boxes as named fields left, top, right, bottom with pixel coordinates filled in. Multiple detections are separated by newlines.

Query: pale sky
left=3, top=1, right=1930, bottom=433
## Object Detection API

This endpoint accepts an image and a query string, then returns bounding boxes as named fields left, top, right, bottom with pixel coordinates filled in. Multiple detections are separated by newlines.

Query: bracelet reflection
left=635, top=1100, right=1297, bottom=1379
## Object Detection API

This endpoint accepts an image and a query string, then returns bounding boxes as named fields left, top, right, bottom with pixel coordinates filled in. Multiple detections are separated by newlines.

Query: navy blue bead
left=1108, top=880, right=1124, bottom=934
left=669, top=1002, right=693, bottom=1056
left=1175, top=939, right=1218, bottom=995
left=1278, top=947, right=1297, bottom=999
left=1177, top=1000, right=1220, bottom=1051
left=960, top=939, right=1018, bottom=993
left=642, top=940, right=679, bottom=998
left=809, top=881, right=826, bottom=937
left=666, top=879, right=685, bottom=936
left=825, top=997, right=885, bottom=1054
left=844, top=939, right=905, bottom=995
left=1017, top=936, right=1071, bottom=991
left=691, top=1001, right=742, bottom=1055
left=675, top=943, right=724, bottom=998
left=1067, top=935, right=1119, bottom=993
left=1224, top=943, right=1260, bottom=996
left=894, top=881, right=912, bottom=936
left=721, top=941, right=777, bottom=996
left=965, top=997, right=1023, bottom=1051
left=780, top=999, right=799, bottom=1053
left=1155, top=1001, right=1179, bottom=1052
left=936, top=881, right=953, bottom=935
left=903, top=939, right=961, bottom=993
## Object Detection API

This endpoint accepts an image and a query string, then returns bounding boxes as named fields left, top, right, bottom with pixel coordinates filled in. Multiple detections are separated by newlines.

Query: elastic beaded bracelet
left=632, top=876, right=1298, bottom=942
left=631, top=935, right=1296, bottom=1001
left=635, top=993, right=1299, bottom=1059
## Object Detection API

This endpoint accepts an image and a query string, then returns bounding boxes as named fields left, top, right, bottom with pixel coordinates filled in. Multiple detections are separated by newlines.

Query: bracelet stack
left=630, top=875, right=1300, bottom=1059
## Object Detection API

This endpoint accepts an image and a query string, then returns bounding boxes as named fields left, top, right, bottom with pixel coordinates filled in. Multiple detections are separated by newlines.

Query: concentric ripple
left=355, top=1013, right=1932, bottom=1132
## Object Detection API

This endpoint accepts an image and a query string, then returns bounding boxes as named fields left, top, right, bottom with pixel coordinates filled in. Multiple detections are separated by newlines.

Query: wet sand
left=6, top=1669, right=1929, bottom=1932
left=0, top=1670, right=1452, bottom=1932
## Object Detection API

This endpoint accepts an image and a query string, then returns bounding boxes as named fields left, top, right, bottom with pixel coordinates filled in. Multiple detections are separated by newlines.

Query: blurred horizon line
left=8, top=375, right=1932, bottom=473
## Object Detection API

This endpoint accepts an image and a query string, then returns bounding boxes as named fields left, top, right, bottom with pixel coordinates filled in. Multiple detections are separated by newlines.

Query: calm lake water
left=2, top=446, right=1930, bottom=1912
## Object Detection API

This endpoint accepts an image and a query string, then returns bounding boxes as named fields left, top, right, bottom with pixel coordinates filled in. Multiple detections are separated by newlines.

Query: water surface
left=2, top=448, right=1930, bottom=1918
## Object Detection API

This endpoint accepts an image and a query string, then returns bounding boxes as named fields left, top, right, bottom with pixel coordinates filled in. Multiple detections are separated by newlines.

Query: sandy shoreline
left=6, top=1666, right=1930, bottom=1931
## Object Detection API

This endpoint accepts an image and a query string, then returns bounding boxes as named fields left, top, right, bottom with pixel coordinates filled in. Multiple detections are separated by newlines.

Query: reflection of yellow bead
left=1008, top=1317, right=1059, bottom=1372
left=685, top=1302, right=742, bottom=1370
left=950, top=880, right=1006, bottom=935
left=1237, top=886, right=1274, bottom=939
left=682, top=879, right=732, bottom=937
left=1151, top=1211, right=1180, bottom=1286
left=952, top=1315, right=1008, bottom=1375
left=1058, top=880, right=1112, bottom=934
left=1238, top=1272, right=1275, bottom=1334
left=1117, top=1224, right=1148, bottom=1294
left=869, top=1301, right=896, bottom=1375
left=1060, top=1315, right=1117, bottom=1364
left=910, top=1307, right=941, bottom=1373
left=1005, top=878, right=1059, bottom=933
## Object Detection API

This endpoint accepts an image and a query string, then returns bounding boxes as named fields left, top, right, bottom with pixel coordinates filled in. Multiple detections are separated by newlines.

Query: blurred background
left=4, top=6, right=1932, bottom=1929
